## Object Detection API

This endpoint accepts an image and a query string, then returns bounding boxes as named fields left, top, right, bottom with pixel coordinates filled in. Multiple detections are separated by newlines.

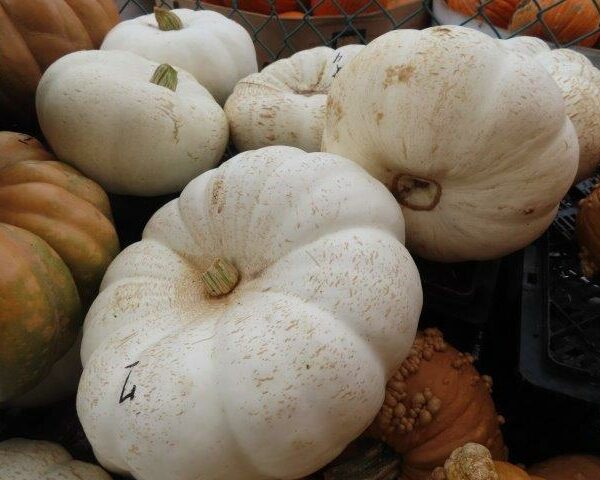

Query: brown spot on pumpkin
left=211, top=177, right=225, bottom=214
left=522, top=207, right=535, bottom=215
left=326, top=96, right=344, bottom=121
left=384, top=65, right=415, bottom=88
left=375, top=112, right=384, bottom=125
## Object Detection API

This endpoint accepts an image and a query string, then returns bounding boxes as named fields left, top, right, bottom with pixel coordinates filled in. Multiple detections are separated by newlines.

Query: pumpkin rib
left=63, top=0, right=119, bottom=47
left=0, top=183, right=119, bottom=304
left=0, top=160, right=114, bottom=222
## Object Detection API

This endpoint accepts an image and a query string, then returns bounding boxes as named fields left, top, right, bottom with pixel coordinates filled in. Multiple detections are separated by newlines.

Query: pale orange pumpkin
left=368, top=328, right=506, bottom=480
left=509, top=0, right=600, bottom=47
left=446, top=0, right=520, bottom=29
left=529, top=455, right=600, bottom=480
left=0, top=0, right=119, bottom=126
left=0, top=131, right=119, bottom=403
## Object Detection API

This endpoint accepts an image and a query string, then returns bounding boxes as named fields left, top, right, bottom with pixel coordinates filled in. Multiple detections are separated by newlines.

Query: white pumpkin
left=101, top=8, right=258, bottom=105
left=37, top=50, right=228, bottom=197
left=322, top=26, right=579, bottom=262
left=0, top=438, right=112, bottom=480
left=224, top=45, right=364, bottom=152
left=504, top=37, right=600, bottom=183
left=77, top=146, right=422, bottom=480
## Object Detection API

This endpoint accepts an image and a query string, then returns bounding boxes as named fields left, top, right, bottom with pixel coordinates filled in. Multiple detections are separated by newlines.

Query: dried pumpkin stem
left=393, top=175, right=442, bottom=211
left=150, top=64, right=178, bottom=92
left=201, top=258, right=239, bottom=297
left=154, top=7, right=183, bottom=31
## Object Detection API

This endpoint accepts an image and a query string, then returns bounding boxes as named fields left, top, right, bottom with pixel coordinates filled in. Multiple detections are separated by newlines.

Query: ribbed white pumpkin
left=0, top=439, right=112, bottom=480
left=225, top=45, right=364, bottom=152
left=322, top=26, right=579, bottom=262
left=101, top=8, right=258, bottom=105
left=37, top=50, right=228, bottom=196
left=504, top=36, right=600, bottom=183
left=77, top=146, right=422, bottom=480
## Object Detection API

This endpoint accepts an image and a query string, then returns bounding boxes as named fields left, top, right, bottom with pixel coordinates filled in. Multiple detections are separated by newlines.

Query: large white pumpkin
left=77, top=146, right=422, bottom=480
left=322, top=26, right=579, bottom=262
left=101, top=8, right=258, bottom=105
left=224, top=45, right=364, bottom=152
left=0, top=438, right=112, bottom=480
left=37, top=50, right=228, bottom=197
left=504, top=37, right=600, bottom=183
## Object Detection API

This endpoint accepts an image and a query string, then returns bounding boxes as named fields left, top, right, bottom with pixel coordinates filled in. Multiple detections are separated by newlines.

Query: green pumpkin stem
left=150, top=64, right=178, bottom=92
left=201, top=259, right=240, bottom=297
left=154, top=7, right=183, bottom=31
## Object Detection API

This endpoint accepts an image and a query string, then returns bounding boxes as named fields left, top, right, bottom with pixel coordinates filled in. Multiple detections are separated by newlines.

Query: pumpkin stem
left=201, top=258, right=239, bottom=297
left=393, top=175, right=441, bottom=211
left=150, top=64, right=178, bottom=92
left=154, top=7, right=183, bottom=31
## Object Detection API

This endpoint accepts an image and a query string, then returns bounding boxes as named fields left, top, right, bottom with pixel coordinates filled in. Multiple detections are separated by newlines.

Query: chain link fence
left=118, top=0, right=600, bottom=65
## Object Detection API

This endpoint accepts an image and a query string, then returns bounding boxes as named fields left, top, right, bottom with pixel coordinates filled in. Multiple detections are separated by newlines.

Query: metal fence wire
left=118, top=0, right=600, bottom=66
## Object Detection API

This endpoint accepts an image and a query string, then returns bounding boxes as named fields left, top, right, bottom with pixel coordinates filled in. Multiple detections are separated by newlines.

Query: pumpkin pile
left=1, top=3, right=600, bottom=480
left=443, top=0, right=600, bottom=47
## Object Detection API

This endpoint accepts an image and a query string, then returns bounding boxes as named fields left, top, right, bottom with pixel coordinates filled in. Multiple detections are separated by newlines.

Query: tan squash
left=0, top=132, right=119, bottom=404
left=0, top=0, right=119, bottom=125
left=368, top=329, right=506, bottom=480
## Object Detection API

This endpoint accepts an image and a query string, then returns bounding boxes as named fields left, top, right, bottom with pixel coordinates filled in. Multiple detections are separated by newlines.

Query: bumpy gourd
left=0, top=0, right=118, bottom=126
left=369, top=329, right=506, bottom=480
left=101, top=8, right=258, bottom=105
left=0, top=438, right=112, bottom=479
left=37, top=50, right=229, bottom=196
left=322, top=26, right=578, bottom=262
left=0, top=132, right=119, bottom=405
left=77, top=146, right=422, bottom=480
left=225, top=45, right=363, bottom=152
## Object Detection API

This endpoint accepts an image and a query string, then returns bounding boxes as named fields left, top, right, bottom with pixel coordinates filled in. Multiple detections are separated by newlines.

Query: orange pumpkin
left=0, top=0, right=119, bottom=126
left=509, top=0, right=600, bottom=47
left=445, top=0, right=520, bottom=28
left=310, top=0, right=379, bottom=15
left=577, top=184, right=600, bottom=278
left=222, top=0, right=300, bottom=14
left=0, top=132, right=119, bottom=402
left=368, top=328, right=506, bottom=480
left=529, top=455, right=600, bottom=480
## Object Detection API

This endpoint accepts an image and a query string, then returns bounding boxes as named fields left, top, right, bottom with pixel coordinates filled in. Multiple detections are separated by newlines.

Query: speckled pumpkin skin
left=368, top=329, right=506, bottom=480
left=0, top=224, right=80, bottom=401
left=0, top=131, right=119, bottom=403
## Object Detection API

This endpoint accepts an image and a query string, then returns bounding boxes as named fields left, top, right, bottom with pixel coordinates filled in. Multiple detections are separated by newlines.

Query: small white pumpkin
left=322, top=26, right=579, bottom=262
left=77, top=146, right=422, bottom=480
left=0, top=438, right=112, bottom=480
left=504, top=37, right=600, bottom=183
left=37, top=50, right=228, bottom=197
left=224, top=45, right=364, bottom=152
left=101, top=8, right=258, bottom=105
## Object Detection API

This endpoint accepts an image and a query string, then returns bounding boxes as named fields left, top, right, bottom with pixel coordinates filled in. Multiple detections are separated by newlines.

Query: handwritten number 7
left=119, top=361, right=139, bottom=404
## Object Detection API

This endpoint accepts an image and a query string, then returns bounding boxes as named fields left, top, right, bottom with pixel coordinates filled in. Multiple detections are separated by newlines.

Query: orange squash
left=529, top=455, right=600, bottom=480
left=445, top=0, right=520, bottom=29
left=368, top=328, right=506, bottom=480
left=0, top=0, right=119, bottom=126
left=0, top=132, right=119, bottom=403
left=509, top=0, right=600, bottom=47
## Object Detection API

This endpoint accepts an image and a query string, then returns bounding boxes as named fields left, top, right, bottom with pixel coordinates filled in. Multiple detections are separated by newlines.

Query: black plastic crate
left=519, top=177, right=600, bottom=403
